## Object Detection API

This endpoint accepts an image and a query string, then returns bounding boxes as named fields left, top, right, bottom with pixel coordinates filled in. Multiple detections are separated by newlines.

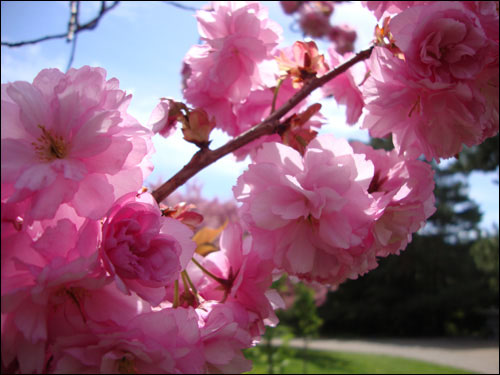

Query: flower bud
left=182, top=108, right=216, bottom=148
left=281, top=103, right=322, bottom=154
left=277, top=41, right=329, bottom=88
left=148, top=98, right=188, bottom=138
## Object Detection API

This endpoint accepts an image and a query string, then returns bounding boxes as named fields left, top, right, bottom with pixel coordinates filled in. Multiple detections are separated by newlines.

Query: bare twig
left=1, top=33, right=67, bottom=47
left=1, top=1, right=120, bottom=47
left=66, top=34, right=79, bottom=72
left=161, top=1, right=200, bottom=12
left=66, top=1, right=80, bottom=71
left=151, top=45, right=374, bottom=203
left=67, top=1, right=79, bottom=42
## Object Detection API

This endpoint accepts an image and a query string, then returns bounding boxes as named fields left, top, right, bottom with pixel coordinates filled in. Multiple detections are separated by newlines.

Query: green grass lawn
left=244, top=346, right=474, bottom=374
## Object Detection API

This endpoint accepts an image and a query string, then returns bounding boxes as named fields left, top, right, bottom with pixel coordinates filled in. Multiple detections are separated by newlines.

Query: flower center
left=31, top=124, right=68, bottom=161
left=117, top=355, right=137, bottom=374
left=53, top=286, right=89, bottom=322
left=368, top=170, right=389, bottom=194
left=408, top=96, right=421, bottom=118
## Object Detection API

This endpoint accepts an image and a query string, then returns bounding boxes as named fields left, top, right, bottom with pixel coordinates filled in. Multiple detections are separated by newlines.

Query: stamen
left=408, top=96, right=421, bottom=118
left=32, top=125, right=67, bottom=161
left=117, top=355, right=137, bottom=374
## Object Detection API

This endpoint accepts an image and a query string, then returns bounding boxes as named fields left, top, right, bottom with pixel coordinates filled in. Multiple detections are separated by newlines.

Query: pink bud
left=148, top=98, right=188, bottom=138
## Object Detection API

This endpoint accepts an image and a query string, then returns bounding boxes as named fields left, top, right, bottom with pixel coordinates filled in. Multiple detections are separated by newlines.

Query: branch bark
left=66, top=1, right=80, bottom=71
left=1, top=1, right=120, bottom=47
left=151, top=45, right=374, bottom=203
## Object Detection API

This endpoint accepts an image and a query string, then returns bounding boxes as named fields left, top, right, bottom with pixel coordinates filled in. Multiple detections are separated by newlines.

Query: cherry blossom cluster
left=361, top=1, right=499, bottom=160
left=233, top=135, right=436, bottom=284
left=1, top=1, right=499, bottom=374
left=1, top=66, right=280, bottom=374
left=174, top=1, right=326, bottom=160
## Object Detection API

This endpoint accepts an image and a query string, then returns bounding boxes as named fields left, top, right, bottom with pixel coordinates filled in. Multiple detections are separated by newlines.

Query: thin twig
left=151, top=45, right=374, bottom=203
left=161, top=1, right=200, bottom=12
left=1, top=1, right=120, bottom=47
left=67, top=1, right=79, bottom=42
left=1, top=33, right=67, bottom=47
left=66, top=1, right=80, bottom=71
left=66, top=34, right=78, bottom=72
left=271, top=77, right=285, bottom=114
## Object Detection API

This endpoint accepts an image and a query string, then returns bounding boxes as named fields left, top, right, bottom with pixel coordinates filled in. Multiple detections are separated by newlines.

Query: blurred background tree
left=450, top=134, right=499, bottom=176
left=317, top=134, right=499, bottom=338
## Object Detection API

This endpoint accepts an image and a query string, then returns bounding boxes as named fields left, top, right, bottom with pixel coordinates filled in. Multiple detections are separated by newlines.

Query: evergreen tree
left=318, top=137, right=498, bottom=337
left=450, top=134, right=499, bottom=175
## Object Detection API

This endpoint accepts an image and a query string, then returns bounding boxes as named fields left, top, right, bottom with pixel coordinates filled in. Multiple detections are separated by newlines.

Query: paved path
left=271, top=338, right=499, bottom=374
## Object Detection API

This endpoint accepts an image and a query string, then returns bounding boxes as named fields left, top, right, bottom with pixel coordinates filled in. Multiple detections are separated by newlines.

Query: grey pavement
left=270, top=337, right=499, bottom=374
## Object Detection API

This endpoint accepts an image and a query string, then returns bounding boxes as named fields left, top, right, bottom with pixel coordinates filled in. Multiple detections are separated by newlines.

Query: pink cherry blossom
left=351, top=142, right=436, bottom=257
left=50, top=307, right=203, bottom=374
left=389, top=2, right=495, bottom=83
left=3, top=258, right=150, bottom=374
left=474, top=60, right=499, bottom=139
left=100, top=192, right=196, bottom=306
left=1, top=66, right=153, bottom=222
left=195, top=223, right=283, bottom=339
left=362, top=47, right=493, bottom=161
left=1, top=202, right=94, bottom=311
left=0, top=215, right=111, bottom=373
left=1, top=199, right=30, bottom=258
left=3, top=3, right=496, bottom=373
left=463, top=1, right=499, bottom=43
left=183, top=1, right=282, bottom=135
left=196, top=301, right=253, bottom=373
left=322, top=47, right=368, bottom=125
left=234, top=135, right=378, bottom=285
left=147, top=98, right=178, bottom=137
left=361, top=1, right=429, bottom=21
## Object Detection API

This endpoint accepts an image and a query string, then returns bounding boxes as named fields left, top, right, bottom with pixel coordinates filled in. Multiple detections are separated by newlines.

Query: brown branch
left=151, top=45, right=374, bottom=203
left=1, top=1, right=120, bottom=47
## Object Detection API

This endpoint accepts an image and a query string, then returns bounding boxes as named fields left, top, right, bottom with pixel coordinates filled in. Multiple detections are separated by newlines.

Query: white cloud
left=1, top=44, right=67, bottom=83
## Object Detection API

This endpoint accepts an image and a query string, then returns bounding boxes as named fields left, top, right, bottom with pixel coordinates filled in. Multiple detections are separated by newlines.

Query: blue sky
left=2, top=1, right=498, bottom=230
